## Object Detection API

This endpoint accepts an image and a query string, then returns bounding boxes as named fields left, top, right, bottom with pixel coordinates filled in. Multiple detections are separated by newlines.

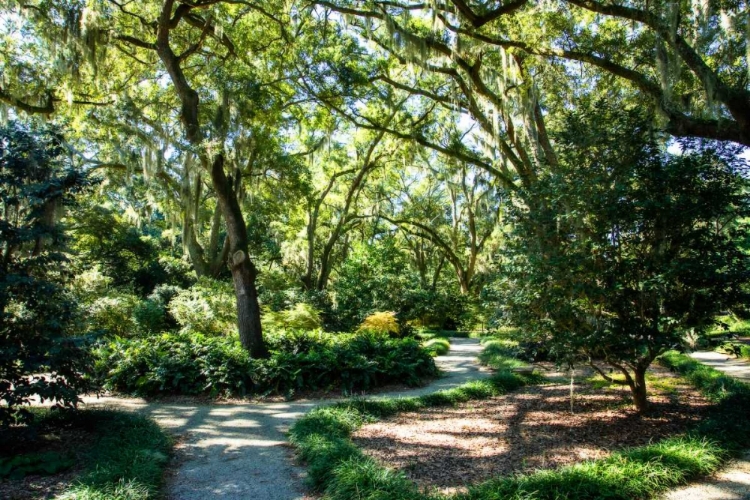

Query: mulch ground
left=352, top=367, right=711, bottom=494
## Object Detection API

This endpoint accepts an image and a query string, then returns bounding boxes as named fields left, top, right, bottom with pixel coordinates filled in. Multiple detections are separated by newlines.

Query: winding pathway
left=81, top=338, right=488, bottom=500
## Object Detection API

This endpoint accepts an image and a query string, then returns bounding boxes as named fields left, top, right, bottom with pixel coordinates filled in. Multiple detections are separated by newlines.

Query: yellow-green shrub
left=358, top=311, right=399, bottom=335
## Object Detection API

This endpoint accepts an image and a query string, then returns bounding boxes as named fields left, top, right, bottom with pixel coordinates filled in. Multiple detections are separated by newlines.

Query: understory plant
left=92, top=330, right=438, bottom=397
left=499, top=105, right=750, bottom=412
left=1, top=409, right=172, bottom=500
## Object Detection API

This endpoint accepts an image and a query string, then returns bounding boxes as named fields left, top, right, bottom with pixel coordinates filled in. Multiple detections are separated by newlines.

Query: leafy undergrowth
left=423, top=338, right=450, bottom=357
left=93, top=330, right=439, bottom=398
left=1, top=409, right=171, bottom=500
left=289, top=349, right=749, bottom=500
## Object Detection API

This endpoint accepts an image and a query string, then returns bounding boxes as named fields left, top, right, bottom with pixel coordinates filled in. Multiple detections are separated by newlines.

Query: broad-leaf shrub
left=0, top=123, right=93, bottom=425
left=92, top=331, right=438, bottom=397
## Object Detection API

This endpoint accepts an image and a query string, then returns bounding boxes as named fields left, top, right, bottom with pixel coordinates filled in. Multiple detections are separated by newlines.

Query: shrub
left=92, top=331, right=439, bottom=397
left=423, top=338, right=450, bottom=356
left=358, top=311, right=399, bottom=335
left=263, top=303, right=323, bottom=331
left=0, top=122, right=93, bottom=425
left=168, top=278, right=236, bottom=336
left=92, top=333, right=253, bottom=397
left=86, top=292, right=140, bottom=336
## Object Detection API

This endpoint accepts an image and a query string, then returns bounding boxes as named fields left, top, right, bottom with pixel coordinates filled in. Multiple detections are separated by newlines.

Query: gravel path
left=661, top=351, right=750, bottom=500
left=689, top=350, right=750, bottom=383
left=81, top=337, right=488, bottom=500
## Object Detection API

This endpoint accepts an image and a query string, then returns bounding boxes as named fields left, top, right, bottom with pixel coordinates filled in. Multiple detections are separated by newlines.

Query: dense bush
left=358, top=311, right=399, bottom=335
left=92, top=331, right=439, bottom=397
left=263, top=303, right=323, bottom=331
left=86, top=292, right=140, bottom=337
left=168, top=278, right=236, bottom=336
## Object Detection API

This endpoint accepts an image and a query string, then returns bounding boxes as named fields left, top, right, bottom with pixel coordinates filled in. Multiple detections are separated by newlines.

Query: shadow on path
left=80, top=337, right=488, bottom=500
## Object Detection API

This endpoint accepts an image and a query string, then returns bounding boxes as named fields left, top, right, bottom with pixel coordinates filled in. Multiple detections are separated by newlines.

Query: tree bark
left=151, top=0, right=267, bottom=357
left=210, top=154, right=269, bottom=358
left=631, top=367, right=649, bottom=413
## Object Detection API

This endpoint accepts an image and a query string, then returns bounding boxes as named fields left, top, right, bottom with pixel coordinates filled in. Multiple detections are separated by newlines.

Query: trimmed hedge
left=289, top=350, right=750, bottom=500
left=92, top=331, right=439, bottom=397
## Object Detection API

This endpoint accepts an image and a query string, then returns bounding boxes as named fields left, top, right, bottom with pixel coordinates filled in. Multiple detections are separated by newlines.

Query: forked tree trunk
left=153, top=2, right=268, bottom=358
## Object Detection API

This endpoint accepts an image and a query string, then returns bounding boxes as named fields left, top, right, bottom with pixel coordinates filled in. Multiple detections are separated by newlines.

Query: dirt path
left=661, top=352, right=750, bottom=500
left=80, top=337, right=488, bottom=500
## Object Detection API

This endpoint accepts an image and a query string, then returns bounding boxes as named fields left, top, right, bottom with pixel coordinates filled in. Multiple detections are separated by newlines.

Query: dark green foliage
left=0, top=452, right=74, bottom=479
left=92, top=331, right=439, bottom=397
left=70, top=410, right=171, bottom=498
left=93, top=333, right=253, bottom=397
left=498, top=103, right=750, bottom=409
left=330, top=240, right=441, bottom=332
left=0, top=122, right=93, bottom=426
left=71, top=203, right=194, bottom=297
left=2, top=409, right=172, bottom=499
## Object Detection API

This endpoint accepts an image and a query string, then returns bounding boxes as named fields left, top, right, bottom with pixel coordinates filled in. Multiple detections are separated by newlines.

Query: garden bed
left=352, top=369, right=709, bottom=493
left=290, top=351, right=750, bottom=500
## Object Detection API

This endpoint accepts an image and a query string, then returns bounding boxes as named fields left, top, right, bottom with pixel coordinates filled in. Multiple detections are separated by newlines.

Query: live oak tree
left=381, top=157, right=501, bottom=295
left=0, top=0, right=313, bottom=357
left=314, top=0, right=749, bottom=148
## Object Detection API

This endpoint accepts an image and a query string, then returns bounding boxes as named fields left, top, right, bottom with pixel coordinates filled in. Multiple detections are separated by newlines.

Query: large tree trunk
left=210, top=154, right=269, bottom=359
left=153, top=4, right=267, bottom=357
